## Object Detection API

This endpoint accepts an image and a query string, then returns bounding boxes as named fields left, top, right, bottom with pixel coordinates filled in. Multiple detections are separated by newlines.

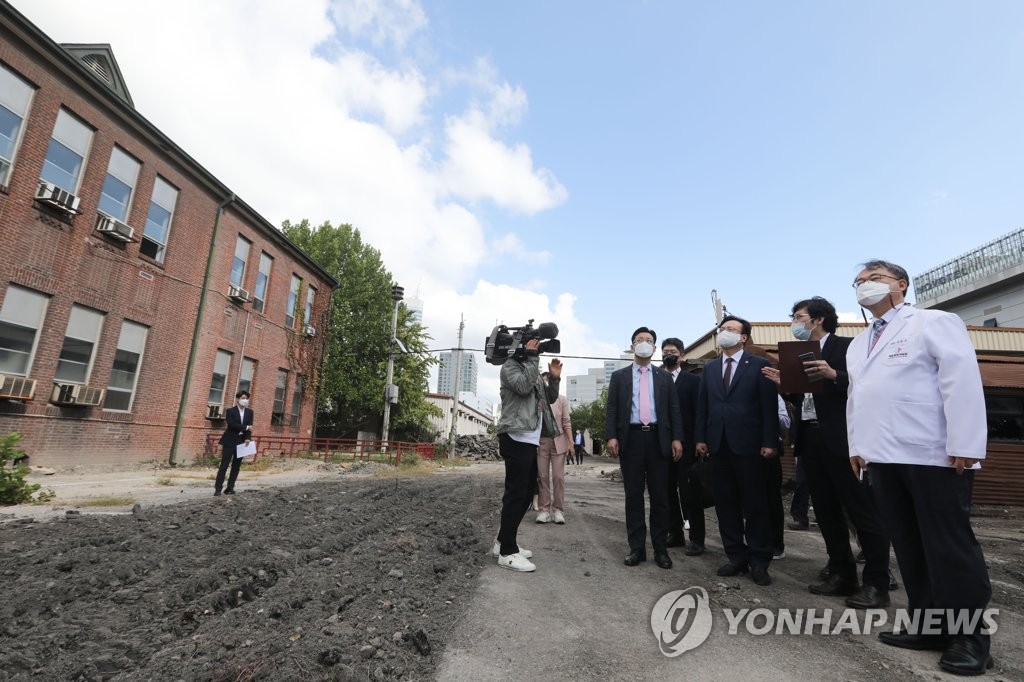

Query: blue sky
left=18, top=1, right=1024, bottom=402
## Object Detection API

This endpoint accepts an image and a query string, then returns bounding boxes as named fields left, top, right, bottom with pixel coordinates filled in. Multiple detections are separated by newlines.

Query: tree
left=282, top=219, right=439, bottom=439
left=569, top=388, right=608, bottom=444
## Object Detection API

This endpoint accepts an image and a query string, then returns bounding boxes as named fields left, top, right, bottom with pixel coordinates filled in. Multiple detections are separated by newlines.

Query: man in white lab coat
left=847, top=259, right=993, bottom=677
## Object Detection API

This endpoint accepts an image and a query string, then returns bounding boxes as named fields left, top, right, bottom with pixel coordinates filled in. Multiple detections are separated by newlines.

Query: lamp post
left=381, top=284, right=404, bottom=447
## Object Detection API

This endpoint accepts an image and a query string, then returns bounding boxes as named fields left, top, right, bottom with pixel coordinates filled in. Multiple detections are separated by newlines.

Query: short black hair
left=792, top=297, right=838, bottom=333
left=719, top=315, right=751, bottom=337
left=631, top=326, right=656, bottom=344
left=661, top=337, right=685, bottom=352
left=236, top=390, right=250, bottom=399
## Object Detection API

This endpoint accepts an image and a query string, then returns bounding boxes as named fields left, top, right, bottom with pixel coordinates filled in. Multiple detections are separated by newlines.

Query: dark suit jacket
left=695, top=352, right=779, bottom=456
left=218, top=406, right=253, bottom=447
left=605, top=364, right=684, bottom=457
left=671, top=369, right=700, bottom=457
left=787, top=334, right=851, bottom=459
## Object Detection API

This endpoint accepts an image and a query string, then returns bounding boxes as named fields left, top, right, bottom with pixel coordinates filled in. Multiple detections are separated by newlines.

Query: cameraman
left=493, top=338, right=562, bottom=572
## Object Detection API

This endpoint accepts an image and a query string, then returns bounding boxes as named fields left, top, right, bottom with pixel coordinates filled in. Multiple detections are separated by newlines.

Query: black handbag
left=688, top=459, right=715, bottom=509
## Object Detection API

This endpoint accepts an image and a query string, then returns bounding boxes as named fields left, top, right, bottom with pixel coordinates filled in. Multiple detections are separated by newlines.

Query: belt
left=629, top=424, right=656, bottom=431
left=802, top=420, right=820, bottom=428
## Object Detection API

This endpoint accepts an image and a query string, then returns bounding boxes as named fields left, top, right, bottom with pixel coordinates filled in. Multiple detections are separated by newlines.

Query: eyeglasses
left=852, top=273, right=898, bottom=288
left=789, top=313, right=809, bottom=321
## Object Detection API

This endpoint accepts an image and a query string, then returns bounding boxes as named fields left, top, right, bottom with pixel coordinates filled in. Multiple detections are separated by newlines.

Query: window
left=140, top=177, right=177, bottom=262
left=986, top=394, right=1024, bottom=443
left=41, top=109, right=93, bottom=193
left=0, top=285, right=50, bottom=376
left=285, top=275, right=301, bottom=328
left=238, top=357, right=256, bottom=397
left=272, top=369, right=288, bottom=425
left=0, top=64, right=34, bottom=186
left=290, top=375, right=304, bottom=426
left=54, top=305, right=105, bottom=384
left=253, top=253, right=273, bottom=313
left=208, top=350, right=233, bottom=406
left=104, top=320, right=148, bottom=411
left=231, top=236, right=251, bottom=288
left=98, top=147, right=140, bottom=222
left=304, top=286, right=316, bottom=326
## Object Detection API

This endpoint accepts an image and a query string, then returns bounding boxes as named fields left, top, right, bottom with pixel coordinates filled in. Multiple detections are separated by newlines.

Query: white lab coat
left=846, top=305, right=987, bottom=468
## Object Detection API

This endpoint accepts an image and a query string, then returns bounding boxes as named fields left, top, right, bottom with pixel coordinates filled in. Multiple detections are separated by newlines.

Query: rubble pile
left=599, top=468, right=622, bottom=483
left=448, top=434, right=501, bottom=461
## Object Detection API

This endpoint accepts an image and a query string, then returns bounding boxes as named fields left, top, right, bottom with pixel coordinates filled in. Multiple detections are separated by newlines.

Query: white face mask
left=238, top=399, right=250, bottom=408
left=856, top=281, right=893, bottom=307
left=717, top=330, right=741, bottom=348
left=633, top=341, right=655, bottom=358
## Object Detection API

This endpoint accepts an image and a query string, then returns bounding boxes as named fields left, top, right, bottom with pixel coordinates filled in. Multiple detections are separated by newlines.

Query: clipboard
left=236, top=440, right=257, bottom=459
left=777, top=341, right=822, bottom=393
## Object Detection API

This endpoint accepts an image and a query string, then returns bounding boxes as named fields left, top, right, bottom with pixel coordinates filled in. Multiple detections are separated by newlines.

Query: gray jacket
left=496, top=356, right=560, bottom=437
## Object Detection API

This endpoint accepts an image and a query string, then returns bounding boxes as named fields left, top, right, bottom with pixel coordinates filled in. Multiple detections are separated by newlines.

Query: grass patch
left=78, top=496, right=135, bottom=507
left=155, top=477, right=175, bottom=486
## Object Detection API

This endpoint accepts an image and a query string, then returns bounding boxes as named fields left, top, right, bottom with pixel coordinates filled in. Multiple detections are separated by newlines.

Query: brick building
left=0, top=3, right=337, bottom=466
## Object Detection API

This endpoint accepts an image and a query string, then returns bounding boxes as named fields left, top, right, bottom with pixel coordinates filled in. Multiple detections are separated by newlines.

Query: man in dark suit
left=695, top=315, right=779, bottom=586
left=605, top=327, right=684, bottom=569
left=660, top=337, right=705, bottom=556
left=763, top=297, right=891, bottom=608
left=215, top=390, right=254, bottom=496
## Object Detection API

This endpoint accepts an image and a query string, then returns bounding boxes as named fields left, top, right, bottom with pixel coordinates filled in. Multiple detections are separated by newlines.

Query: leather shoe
left=939, top=636, right=993, bottom=676
left=224, top=489, right=235, bottom=495
left=684, top=542, right=705, bottom=556
left=213, top=490, right=222, bottom=497
left=717, top=561, right=749, bottom=577
left=624, top=550, right=646, bottom=566
left=878, top=631, right=950, bottom=651
left=750, top=566, right=771, bottom=586
left=818, top=564, right=832, bottom=581
left=845, top=585, right=890, bottom=609
left=808, top=574, right=858, bottom=597
left=666, top=533, right=685, bottom=548
left=787, top=520, right=810, bottom=531
left=654, top=551, right=672, bottom=569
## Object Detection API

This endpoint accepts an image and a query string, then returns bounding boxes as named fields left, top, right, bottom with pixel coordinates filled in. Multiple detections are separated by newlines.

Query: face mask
left=790, top=321, right=812, bottom=341
left=717, top=330, right=741, bottom=348
left=238, top=399, right=250, bottom=408
left=662, top=354, right=679, bottom=367
left=634, top=341, right=655, bottom=358
left=856, top=281, right=892, bottom=307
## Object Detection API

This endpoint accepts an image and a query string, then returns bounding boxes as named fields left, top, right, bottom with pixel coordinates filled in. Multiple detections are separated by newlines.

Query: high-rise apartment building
left=437, top=350, right=477, bottom=396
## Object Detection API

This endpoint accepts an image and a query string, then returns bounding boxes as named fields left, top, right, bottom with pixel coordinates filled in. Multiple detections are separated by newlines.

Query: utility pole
left=381, top=284, right=404, bottom=447
left=447, top=315, right=464, bottom=457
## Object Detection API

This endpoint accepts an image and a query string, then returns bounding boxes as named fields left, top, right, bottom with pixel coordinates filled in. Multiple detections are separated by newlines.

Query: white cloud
left=490, top=233, right=551, bottom=265
left=329, top=0, right=428, bottom=49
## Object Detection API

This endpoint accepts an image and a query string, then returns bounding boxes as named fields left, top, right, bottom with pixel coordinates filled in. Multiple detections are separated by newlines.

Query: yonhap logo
left=650, top=587, right=713, bottom=656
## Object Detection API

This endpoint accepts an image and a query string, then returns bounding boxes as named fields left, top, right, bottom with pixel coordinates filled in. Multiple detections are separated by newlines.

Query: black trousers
left=574, top=444, right=583, bottom=464
left=215, top=443, right=243, bottom=492
left=497, top=433, right=539, bottom=556
left=801, top=426, right=891, bottom=591
left=790, top=456, right=810, bottom=524
left=871, top=463, right=991, bottom=649
left=668, top=452, right=705, bottom=545
left=620, top=429, right=670, bottom=553
left=766, top=455, right=784, bottom=553
left=712, top=436, right=773, bottom=569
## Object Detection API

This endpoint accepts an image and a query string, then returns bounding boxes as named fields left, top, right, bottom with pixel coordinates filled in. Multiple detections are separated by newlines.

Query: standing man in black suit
left=763, top=297, right=891, bottom=608
left=605, top=327, right=684, bottom=569
left=215, top=390, right=253, bottom=496
left=661, top=337, right=705, bottom=556
left=695, top=315, right=779, bottom=586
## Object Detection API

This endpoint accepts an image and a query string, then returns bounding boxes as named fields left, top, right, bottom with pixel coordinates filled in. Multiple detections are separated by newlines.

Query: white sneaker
left=491, top=540, right=532, bottom=558
left=536, top=511, right=551, bottom=524
left=553, top=511, right=565, bottom=524
left=498, top=552, right=536, bottom=572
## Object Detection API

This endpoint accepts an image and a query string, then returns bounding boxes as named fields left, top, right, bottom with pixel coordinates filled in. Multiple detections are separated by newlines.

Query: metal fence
left=914, top=228, right=1024, bottom=303
left=203, top=434, right=441, bottom=465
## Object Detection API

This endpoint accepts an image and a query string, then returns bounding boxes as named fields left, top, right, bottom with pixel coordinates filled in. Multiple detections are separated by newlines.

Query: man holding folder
left=215, top=390, right=254, bottom=496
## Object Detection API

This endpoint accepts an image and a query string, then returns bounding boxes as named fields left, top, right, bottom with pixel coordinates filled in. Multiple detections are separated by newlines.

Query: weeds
left=0, top=433, right=41, bottom=505
left=78, top=496, right=136, bottom=507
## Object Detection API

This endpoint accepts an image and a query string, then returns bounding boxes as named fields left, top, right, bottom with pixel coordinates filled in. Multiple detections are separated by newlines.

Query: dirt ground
left=1, top=457, right=1022, bottom=681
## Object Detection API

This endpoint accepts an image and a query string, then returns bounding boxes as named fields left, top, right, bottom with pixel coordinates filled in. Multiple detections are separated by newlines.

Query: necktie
left=638, top=366, right=651, bottom=425
left=869, top=319, right=887, bottom=351
left=723, top=357, right=734, bottom=390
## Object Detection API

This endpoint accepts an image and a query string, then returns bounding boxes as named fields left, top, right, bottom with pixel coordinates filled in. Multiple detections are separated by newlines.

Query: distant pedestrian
left=573, top=429, right=584, bottom=465
left=215, top=391, right=253, bottom=496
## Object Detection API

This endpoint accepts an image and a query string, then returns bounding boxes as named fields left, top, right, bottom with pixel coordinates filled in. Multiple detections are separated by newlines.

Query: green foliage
left=282, top=219, right=439, bottom=440
left=0, top=433, right=41, bottom=505
left=569, top=388, right=608, bottom=444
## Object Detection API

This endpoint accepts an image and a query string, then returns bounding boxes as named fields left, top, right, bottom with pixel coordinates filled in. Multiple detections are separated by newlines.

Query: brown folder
left=777, top=341, right=822, bottom=394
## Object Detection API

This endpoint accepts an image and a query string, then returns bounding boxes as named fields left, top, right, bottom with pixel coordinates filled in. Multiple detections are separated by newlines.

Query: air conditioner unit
left=228, top=284, right=250, bottom=304
left=95, top=213, right=135, bottom=242
left=0, top=375, right=36, bottom=400
left=35, top=180, right=81, bottom=214
left=303, top=324, right=316, bottom=338
left=206, top=403, right=225, bottom=420
left=50, top=383, right=104, bottom=407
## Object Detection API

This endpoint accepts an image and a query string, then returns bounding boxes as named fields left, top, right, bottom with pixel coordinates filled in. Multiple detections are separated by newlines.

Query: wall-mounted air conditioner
left=303, top=325, right=316, bottom=338
left=0, top=375, right=36, bottom=400
left=35, top=180, right=81, bottom=215
left=228, top=284, right=250, bottom=304
left=50, top=383, right=104, bottom=406
left=95, top=212, right=135, bottom=242
left=207, top=403, right=225, bottom=420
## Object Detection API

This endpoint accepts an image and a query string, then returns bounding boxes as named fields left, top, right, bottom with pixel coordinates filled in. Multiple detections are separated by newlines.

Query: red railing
left=204, top=435, right=440, bottom=465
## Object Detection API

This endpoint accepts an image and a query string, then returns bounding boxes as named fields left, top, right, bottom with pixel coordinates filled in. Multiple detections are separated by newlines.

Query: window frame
left=97, top=146, right=141, bottom=223
left=238, top=357, right=256, bottom=398
left=231, top=236, right=251, bottom=288
left=40, top=108, right=94, bottom=194
left=289, top=375, right=304, bottom=427
left=54, top=304, right=105, bottom=385
left=985, top=391, right=1024, bottom=443
left=253, top=252, right=273, bottom=313
left=103, top=320, right=149, bottom=412
left=272, top=369, right=288, bottom=426
left=140, top=176, right=178, bottom=263
left=304, top=286, right=316, bottom=326
left=0, top=62, right=36, bottom=187
left=0, top=285, right=50, bottom=377
left=285, top=275, right=301, bottom=329
left=208, top=349, right=233, bottom=407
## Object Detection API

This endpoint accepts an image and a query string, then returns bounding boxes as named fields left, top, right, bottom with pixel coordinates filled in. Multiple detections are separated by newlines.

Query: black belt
left=802, top=420, right=820, bottom=428
left=629, top=424, right=656, bottom=431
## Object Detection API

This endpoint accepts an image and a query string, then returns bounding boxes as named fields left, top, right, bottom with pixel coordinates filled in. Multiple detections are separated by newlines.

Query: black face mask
left=662, top=354, right=679, bottom=368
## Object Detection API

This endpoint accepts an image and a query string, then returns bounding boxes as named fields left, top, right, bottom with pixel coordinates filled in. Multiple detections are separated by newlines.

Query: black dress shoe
left=224, top=489, right=235, bottom=495
left=878, top=631, right=950, bottom=651
left=717, top=561, right=749, bottom=577
left=787, top=520, right=810, bottom=531
left=624, top=550, right=646, bottom=566
left=845, top=585, right=890, bottom=609
left=654, top=551, right=672, bottom=569
left=213, top=490, right=222, bottom=496
left=939, top=636, right=993, bottom=676
left=808, top=574, right=858, bottom=597
left=684, top=542, right=706, bottom=556
left=818, top=564, right=832, bottom=581
left=666, top=534, right=685, bottom=548
left=750, top=566, right=771, bottom=586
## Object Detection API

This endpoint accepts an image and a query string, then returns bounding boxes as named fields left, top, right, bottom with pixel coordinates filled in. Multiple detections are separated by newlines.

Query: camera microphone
left=536, top=322, right=558, bottom=338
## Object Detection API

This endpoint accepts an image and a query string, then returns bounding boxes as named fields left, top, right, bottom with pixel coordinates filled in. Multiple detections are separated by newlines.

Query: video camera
left=484, top=319, right=560, bottom=365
